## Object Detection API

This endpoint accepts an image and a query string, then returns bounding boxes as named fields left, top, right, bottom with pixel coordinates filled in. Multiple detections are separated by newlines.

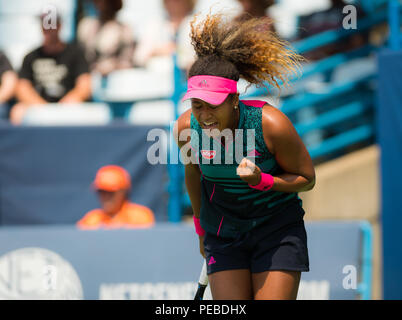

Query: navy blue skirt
left=203, top=200, right=309, bottom=274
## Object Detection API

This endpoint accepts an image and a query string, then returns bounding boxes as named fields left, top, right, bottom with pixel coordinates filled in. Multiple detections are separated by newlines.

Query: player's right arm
left=174, top=109, right=205, bottom=257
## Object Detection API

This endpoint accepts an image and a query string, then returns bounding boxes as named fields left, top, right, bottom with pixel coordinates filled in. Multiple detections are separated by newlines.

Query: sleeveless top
left=190, top=100, right=302, bottom=238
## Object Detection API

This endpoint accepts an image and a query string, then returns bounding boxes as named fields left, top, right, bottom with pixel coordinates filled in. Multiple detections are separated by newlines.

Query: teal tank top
left=190, top=100, right=302, bottom=238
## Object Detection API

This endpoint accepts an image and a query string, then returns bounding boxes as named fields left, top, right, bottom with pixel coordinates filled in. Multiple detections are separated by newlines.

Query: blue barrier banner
left=302, top=222, right=362, bottom=300
left=0, top=222, right=368, bottom=300
left=377, top=49, right=402, bottom=300
left=0, top=125, right=168, bottom=225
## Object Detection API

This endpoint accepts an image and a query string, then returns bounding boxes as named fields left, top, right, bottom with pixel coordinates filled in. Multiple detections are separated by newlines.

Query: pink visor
left=182, top=75, right=238, bottom=106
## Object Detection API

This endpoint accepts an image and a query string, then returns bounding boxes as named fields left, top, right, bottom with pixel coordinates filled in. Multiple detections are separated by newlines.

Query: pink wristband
left=248, top=172, right=274, bottom=191
left=193, top=216, right=206, bottom=236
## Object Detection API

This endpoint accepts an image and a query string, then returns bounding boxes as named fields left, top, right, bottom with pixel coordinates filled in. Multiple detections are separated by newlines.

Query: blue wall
left=377, top=49, right=402, bottom=299
left=0, top=222, right=369, bottom=299
left=0, top=125, right=168, bottom=225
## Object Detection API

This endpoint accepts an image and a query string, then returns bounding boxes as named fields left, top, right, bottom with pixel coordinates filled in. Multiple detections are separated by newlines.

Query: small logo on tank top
left=201, top=150, right=216, bottom=160
left=208, top=256, right=216, bottom=265
left=247, top=149, right=261, bottom=157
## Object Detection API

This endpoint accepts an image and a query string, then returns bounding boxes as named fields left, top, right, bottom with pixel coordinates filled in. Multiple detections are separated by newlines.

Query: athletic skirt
left=203, top=200, right=309, bottom=274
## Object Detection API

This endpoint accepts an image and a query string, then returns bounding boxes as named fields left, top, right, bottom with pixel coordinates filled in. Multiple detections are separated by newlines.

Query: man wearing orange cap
left=77, top=165, right=155, bottom=229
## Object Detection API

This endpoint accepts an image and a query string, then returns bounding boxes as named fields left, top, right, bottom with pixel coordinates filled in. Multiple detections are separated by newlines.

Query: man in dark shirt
left=0, top=51, right=17, bottom=121
left=296, top=0, right=366, bottom=61
left=10, top=15, right=91, bottom=124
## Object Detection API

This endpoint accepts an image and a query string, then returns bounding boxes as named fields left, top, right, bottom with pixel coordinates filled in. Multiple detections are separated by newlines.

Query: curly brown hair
left=188, top=13, right=303, bottom=91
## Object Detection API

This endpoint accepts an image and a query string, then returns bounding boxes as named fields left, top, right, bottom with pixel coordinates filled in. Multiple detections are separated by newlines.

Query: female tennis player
left=174, top=13, right=315, bottom=300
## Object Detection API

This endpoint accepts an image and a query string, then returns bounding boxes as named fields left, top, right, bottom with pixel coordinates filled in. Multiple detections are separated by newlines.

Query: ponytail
left=189, top=13, right=303, bottom=91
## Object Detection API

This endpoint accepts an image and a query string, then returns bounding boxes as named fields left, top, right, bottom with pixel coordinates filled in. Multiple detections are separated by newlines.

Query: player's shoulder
left=260, top=103, right=297, bottom=154
left=241, top=99, right=268, bottom=108
left=261, top=103, right=293, bottom=134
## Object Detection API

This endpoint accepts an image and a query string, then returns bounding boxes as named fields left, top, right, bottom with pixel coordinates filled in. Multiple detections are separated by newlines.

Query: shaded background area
left=0, top=125, right=168, bottom=224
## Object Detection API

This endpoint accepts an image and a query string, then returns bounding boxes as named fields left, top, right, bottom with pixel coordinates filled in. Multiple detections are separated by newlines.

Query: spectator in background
left=77, top=165, right=155, bottom=229
left=10, top=14, right=91, bottom=125
left=296, top=0, right=367, bottom=61
left=134, top=0, right=196, bottom=70
left=0, top=51, right=18, bottom=121
left=234, top=0, right=276, bottom=33
left=77, top=0, right=136, bottom=76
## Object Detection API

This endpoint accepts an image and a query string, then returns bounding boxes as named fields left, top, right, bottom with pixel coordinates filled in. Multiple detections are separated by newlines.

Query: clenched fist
left=236, top=158, right=262, bottom=186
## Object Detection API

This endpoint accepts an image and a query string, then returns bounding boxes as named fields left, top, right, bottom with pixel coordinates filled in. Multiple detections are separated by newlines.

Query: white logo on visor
left=198, top=80, right=208, bottom=88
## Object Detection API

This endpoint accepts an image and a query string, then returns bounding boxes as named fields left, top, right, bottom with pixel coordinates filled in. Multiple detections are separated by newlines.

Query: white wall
left=118, top=0, right=331, bottom=40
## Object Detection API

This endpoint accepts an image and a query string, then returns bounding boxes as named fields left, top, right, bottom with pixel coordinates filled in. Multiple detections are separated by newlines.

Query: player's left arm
left=261, top=104, right=316, bottom=193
